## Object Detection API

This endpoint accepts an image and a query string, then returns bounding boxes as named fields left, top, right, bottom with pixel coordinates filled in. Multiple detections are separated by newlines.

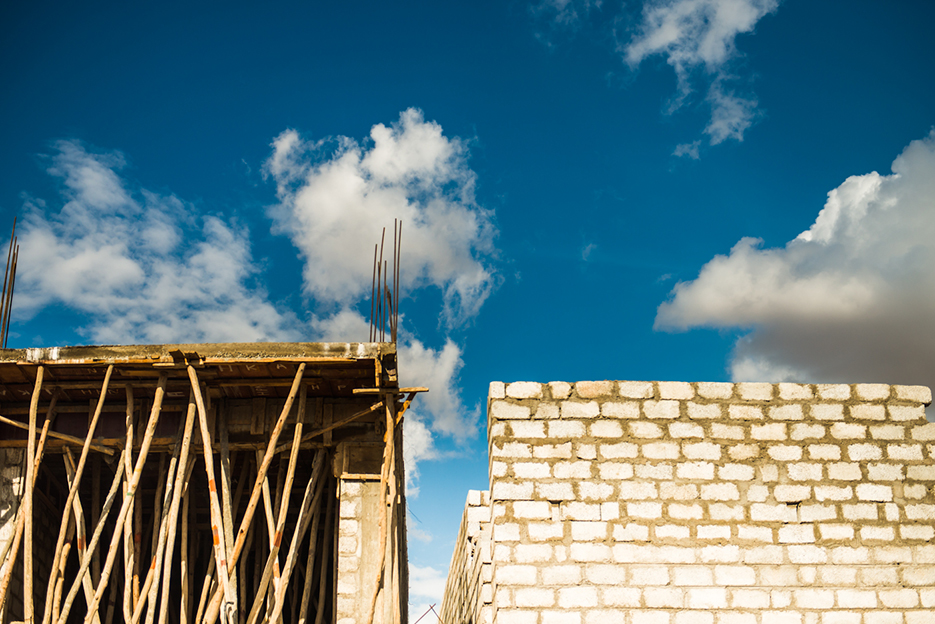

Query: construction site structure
left=0, top=341, right=419, bottom=624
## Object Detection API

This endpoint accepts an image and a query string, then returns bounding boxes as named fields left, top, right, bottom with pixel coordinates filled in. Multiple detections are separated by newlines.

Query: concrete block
left=513, top=501, right=551, bottom=518
left=738, top=382, right=772, bottom=401
left=618, top=381, right=654, bottom=398
left=489, top=382, right=505, bottom=399
left=698, top=525, right=732, bottom=540
left=751, top=503, right=797, bottom=523
left=819, top=524, right=854, bottom=540
left=687, top=588, right=728, bottom=609
left=911, top=422, right=935, bottom=440
left=775, top=485, right=811, bottom=501
left=905, top=504, right=935, bottom=520
left=510, top=421, right=546, bottom=438
left=659, top=381, right=694, bottom=399
left=601, top=587, right=641, bottom=607
left=810, top=404, right=844, bottom=420
left=578, top=481, right=614, bottom=500
left=683, top=442, right=722, bottom=460
left=533, top=442, right=573, bottom=458
left=793, top=589, right=835, bottom=608
left=548, top=381, right=572, bottom=399
left=601, top=401, right=639, bottom=419
left=494, top=481, right=535, bottom=500
left=842, top=503, right=877, bottom=520
left=887, top=443, right=923, bottom=460
left=903, top=484, right=928, bottom=498
left=718, top=464, right=755, bottom=480
left=817, top=384, right=851, bottom=400
left=728, top=444, right=759, bottom=460
left=701, top=483, right=740, bottom=500
left=535, top=482, right=575, bottom=500
left=598, top=462, right=634, bottom=480
left=808, top=444, right=841, bottom=460
left=900, top=525, right=935, bottom=540
left=768, top=445, right=803, bottom=461
left=752, top=423, right=787, bottom=440
left=791, top=423, right=825, bottom=440
left=906, top=465, right=935, bottom=480
left=561, top=401, right=600, bottom=419
left=493, top=442, right=533, bottom=458
left=627, top=502, right=663, bottom=518
left=896, top=384, right=932, bottom=403
left=737, top=525, right=773, bottom=542
left=856, top=483, right=892, bottom=501
left=677, top=461, right=715, bottom=480
left=642, top=442, right=680, bottom=459
left=561, top=502, right=601, bottom=520
left=635, top=463, right=673, bottom=479
left=541, top=564, right=581, bottom=585
left=798, top=504, right=836, bottom=522
left=585, top=563, right=626, bottom=584
left=498, top=565, right=538, bottom=585
left=835, top=589, right=877, bottom=608
left=655, top=524, right=690, bottom=540
left=613, top=523, right=649, bottom=541
left=787, top=463, right=823, bottom=481
left=659, top=483, right=699, bottom=500
left=712, top=423, right=744, bottom=439
left=827, top=463, right=862, bottom=481
left=670, top=422, right=704, bottom=438
left=730, top=405, right=764, bottom=420
left=870, top=424, right=905, bottom=440
left=770, top=404, right=804, bottom=420
left=547, top=420, right=585, bottom=437
left=747, top=485, right=769, bottom=502
left=507, top=382, right=542, bottom=399
left=513, top=543, right=553, bottom=562
left=491, top=401, right=531, bottom=420
left=576, top=380, right=614, bottom=398
left=859, top=526, right=895, bottom=542
left=644, top=400, right=680, bottom=419
left=787, top=545, right=827, bottom=563
left=535, top=403, right=560, bottom=419
left=698, top=382, right=734, bottom=398
left=779, top=525, right=816, bottom=544
left=668, top=503, right=703, bottom=520
left=552, top=461, right=592, bottom=479
left=850, top=404, right=886, bottom=421
left=855, top=384, right=890, bottom=400
left=831, top=423, right=866, bottom=439
left=688, top=402, right=721, bottom=419
left=618, top=481, right=657, bottom=500
left=576, top=443, right=596, bottom=459
left=568, top=543, right=612, bottom=563
left=849, top=441, right=887, bottom=460
left=598, top=442, right=638, bottom=459
left=889, top=405, right=926, bottom=421
left=643, top=587, right=684, bottom=608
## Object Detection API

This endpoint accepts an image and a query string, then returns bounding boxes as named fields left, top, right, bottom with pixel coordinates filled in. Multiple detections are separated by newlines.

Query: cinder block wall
left=441, top=490, right=493, bottom=624
left=473, top=380, right=935, bottom=624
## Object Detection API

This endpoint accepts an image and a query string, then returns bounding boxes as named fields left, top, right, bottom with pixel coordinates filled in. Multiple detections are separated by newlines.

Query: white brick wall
left=457, top=380, right=935, bottom=624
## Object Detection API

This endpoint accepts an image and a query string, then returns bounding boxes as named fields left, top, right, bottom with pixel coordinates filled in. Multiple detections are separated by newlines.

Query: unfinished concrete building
left=0, top=342, right=417, bottom=624
left=443, top=380, right=935, bottom=624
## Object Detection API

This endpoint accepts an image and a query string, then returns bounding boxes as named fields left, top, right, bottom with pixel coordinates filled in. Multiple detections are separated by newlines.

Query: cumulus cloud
left=623, top=0, right=778, bottom=147
left=17, top=140, right=298, bottom=344
left=264, top=108, right=497, bottom=326
left=408, top=564, right=448, bottom=623
left=656, top=131, right=935, bottom=389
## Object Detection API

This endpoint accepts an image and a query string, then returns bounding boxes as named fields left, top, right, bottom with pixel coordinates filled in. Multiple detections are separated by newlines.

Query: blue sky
left=3, top=0, right=935, bottom=617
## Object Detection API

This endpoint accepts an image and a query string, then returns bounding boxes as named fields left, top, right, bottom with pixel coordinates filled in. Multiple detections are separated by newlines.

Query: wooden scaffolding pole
left=24, top=365, right=43, bottom=624
left=42, top=364, right=114, bottom=624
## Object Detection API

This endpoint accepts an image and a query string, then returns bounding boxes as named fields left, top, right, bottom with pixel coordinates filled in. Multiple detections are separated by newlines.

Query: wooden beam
left=24, top=365, right=43, bottom=624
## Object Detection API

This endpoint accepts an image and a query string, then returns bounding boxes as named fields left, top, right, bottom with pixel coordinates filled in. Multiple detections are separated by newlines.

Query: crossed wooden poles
left=0, top=363, right=375, bottom=624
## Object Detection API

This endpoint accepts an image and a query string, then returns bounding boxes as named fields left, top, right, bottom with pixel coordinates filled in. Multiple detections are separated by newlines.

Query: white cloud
left=264, top=108, right=497, bottom=326
left=673, top=140, right=701, bottom=159
left=534, top=0, right=602, bottom=27
left=656, top=131, right=935, bottom=389
left=17, top=140, right=298, bottom=344
left=408, top=564, right=447, bottom=622
left=623, top=0, right=778, bottom=145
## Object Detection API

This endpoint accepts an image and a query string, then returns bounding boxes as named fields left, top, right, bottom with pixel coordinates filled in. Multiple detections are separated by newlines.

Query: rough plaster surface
left=443, top=381, right=935, bottom=624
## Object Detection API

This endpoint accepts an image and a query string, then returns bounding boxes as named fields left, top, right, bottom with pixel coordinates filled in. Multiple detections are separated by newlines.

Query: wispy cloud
left=533, top=0, right=602, bottom=28
left=623, top=0, right=778, bottom=149
left=656, top=131, right=935, bottom=389
left=409, top=564, right=448, bottom=622
left=264, top=108, right=497, bottom=327
left=18, top=140, right=299, bottom=344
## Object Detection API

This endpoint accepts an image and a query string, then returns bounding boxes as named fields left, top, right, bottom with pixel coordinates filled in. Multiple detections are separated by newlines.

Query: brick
left=513, top=501, right=551, bottom=518
left=730, top=405, right=764, bottom=420
left=903, top=484, right=928, bottom=498
left=613, top=523, right=649, bottom=541
left=768, top=445, right=803, bottom=461
left=498, top=565, right=538, bottom=584
left=821, top=614, right=861, bottom=624
left=775, top=485, right=811, bottom=502
left=558, top=586, right=598, bottom=608
left=897, top=385, right=933, bottom=403
left=793, top=589, right=835, bottom=609
left=512, top=462, right=551, bottom=479
left=535, top=482, right=574, bottom=500
left=760, top=465, right=780, bottom=481
left=905, top=504, right=935, bottom=520
left=851, top=404, right=887, bottom=420
left=712, top=423, right=744, bottom=439
left=778, top=383, right=812, bottom=400
left=737, top=525, right=773, bottom=542
left=698, top=525, right=732, bottom=540
left=670, top=422, right=704, bottom=438
left=601, top=401, right=639, bottom=418
left=660, top=483, right=699, bottom=500
left=889, top=405, right=926, bottom=421
left=688, top=588, right=728, bottom=608
left=702, top=483, right=740, bottom=500
left=788, top=463, right=823, bottom=481
left=847, top=443, right=882, bottom=460
left=541, top=564, right=581, bottom=584
left=856, top=483, right=892, bottom=501
left=618, top=381, right=654, bottom=398
left=860, top=526, right=895, bottom=541
left=659, top=381, right=694, bottom=399
left=752, top=423, right=787, bottom=440
left=911, top=422, right=935, bottom=440
left=656, top=524, right=690, bottom=539
left=791, top=423, right=825, bottom=440
left=491, top=401, right=531, bottom=420
left=870, top=424, right=905, bottom=440
left=510, top=420, right=545, bottom=438
left=585, top=564, right=626, bottom=584
left=643, top=442, right=680, bottom=459
left=645, top=400, right=680, bottom=419
left=548, top=381, right=572, bottom=399
left=619, top=481, right=657, bottom=499
left=683, top=442, right=722, bottom=460
left=528, top=522, right=564, bottom=541
left=827, top=462, right=862, bottom=481
left=738, top=382, right=772, bottom=400
left=762, top=612, right=802, bottom=624
left=630, top=421, right=663, bottom=438
left=836, top=589, right=877, bottom=608
left=819, top=524, right=854, bottom=540
left=506, top=382, right=542, bottom=399
left=868, top=463, right=903, bottom=481
left=571, top=521, right=608, bottom=541
left=635, top=463, right=673, bottom=479
left=709, top=504, right=744, bottom=521
left=688, top=402, right=721, bottom=419
left=576, top=380, right=614, bottom=398
left=552, top=461, right=592, bottom=479
left=816, top=384, right=851, bottom=400
left=675, top=614, right=714, bottom=624
left=627, top=502, right=663, bottom=518
left=534, top=442, right=573, bottom=458
left=729, top=444, right=760, bottom=460
left=548, top=420, right=585, bottom=437
left=701, top=545, right=741, bottom=562
left=545, top=613, right=581, bottom=624
left=489, top=381, right=506, bottom=399
left=770, top=404, right=804, bottom=420
left=599, top=442, right=638, bottom=458
left=799, top=504, right=837, bottom=522
left=811, top=404, right=844, bottom=420
left=493, top=482, right=534, bottom=500
left=633, top=612, right=672, bottom=624
left=787, top=545, right=828, bottom=563
left=576, top=443, right=596, bottom=459
left=667, top=503, right=704, bottom=520
left=644, top=587, right=684, bottom=608
left=513, top=543, right=553, bottom=562
left=718, top=464, right=755, bottom=480
left=601, top=502, right=620, bottom=520
left=888, top=443, right=923, bottom=460
left=842, top=503, right=877, bottom=520
left=598, top=462, right=634, bottom=480
left=601, top=587, right=641, bottom=607
left=731, top=589, right=771, bottom=609
left=698, top=381, right=734, bottom=398
left=561, top=401, right=600, bottom=419
left=900, top=525, right=935, bottom=540
left=831, top=423, right=866, bottom=439
left=906, top=465, right=935, bottom=480
left=677, top=461, right=715, bottom=480
left=751, top=504, right=797, bottom=522
left=779, top=525, right=815, bottom=543
left=535, top=403, right=560, bottom=419
left=578, top=481, right=614, bottom=500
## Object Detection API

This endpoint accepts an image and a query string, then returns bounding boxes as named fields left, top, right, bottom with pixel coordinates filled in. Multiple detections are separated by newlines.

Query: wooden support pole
left=202, top=364, right=306, bottom=624
left=313, top=479, right=334, bottom=624
left=273, top=401, right=383, bottom=455
left=62, top=451, right=104, bottom=624
left=157, top=393, right=198, bottom=624
left=24, top=365, right=43, bottom=624
left=187, top=366, right=237, bottom=624
left=123, top=385, right=136, bottom=623
left=42, top=364, right=114, bottom=624
left=194, top=554, right=216, bottom=624
left=0, top=390, right=59, bottom=611
left=365, top=401, right=396, bottom=624
left=57, top=447, right=128, bottom=624
left=180, top=481, right=191, bottom=624
left=0, top=414, right=116, bottom=456
left=218, top=411, right=239, bottom=615
left=77, top=372, right=168, bottom=624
